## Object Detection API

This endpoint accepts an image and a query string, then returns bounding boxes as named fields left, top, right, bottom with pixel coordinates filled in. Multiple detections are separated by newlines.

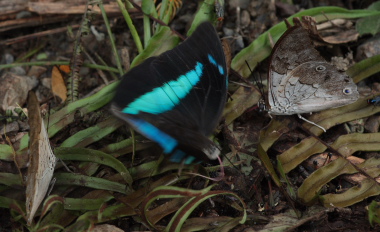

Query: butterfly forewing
left=112, top=22, right=227, bottom=163
left=156, top=23, right=227, bottom=135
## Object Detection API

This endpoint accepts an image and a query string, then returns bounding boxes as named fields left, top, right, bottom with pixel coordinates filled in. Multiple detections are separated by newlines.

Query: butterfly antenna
left=4, top=132, right=22, bottom=179
left=230, top=69, right=256, bottom=88
left=45, top=101, right=73, bottom=173
left=245, top=60, right=264, bottom=95
left=46, top=178, right=57, bottom=196
left=245, top=60, right=266, bottom=112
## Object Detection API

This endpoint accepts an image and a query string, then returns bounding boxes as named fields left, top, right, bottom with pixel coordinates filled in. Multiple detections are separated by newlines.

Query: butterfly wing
left=112, top=22, right=227, bottom=163
left=26, top=91, right=57, bottom=225
left=268, top=24, right=359, bottom=115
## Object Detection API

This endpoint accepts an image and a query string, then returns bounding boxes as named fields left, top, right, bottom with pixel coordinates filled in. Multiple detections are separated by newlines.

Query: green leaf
left=137, top=185, right=247, bottom=231
left=321, top=178, right=380, bottom=208
left=141, top=0, right=156, bottom=15
left=167, top=190, right=246, bottom=231
left=368, top=201, right=380, bottom=226
left=48, top=82, right=118, bottom=137
left=277, top=97, right=380, bottom=173
left=257, top=144, right=282, bottom=188
left=130, top=26, right=180, bottom=68
left=233, top=7, right=380, bottom=77
left=63, top=197, right=114, bottom=211
left=0, top=196, right=22, bottom=208
left=0, top=144, right=13, bottom=161
left=0, top=173, right=22, bottom=187
left=187, top=0, right=217, bottom=35
left=38, top=195, right=65, bottom=228
left=356, top=15, right=380, bottom=35
left=55, top=173, right=127, bottom=194
left=347, top=54, right=380, bottom=83
left=223, top=85, right=261, bottom=125
left=297, top=136, right=380, bottom=206
left=60, top=117, right=124, bottom=148
left=99, top=136, right=152, bottom=157
left=55, top=147, right=133, bottom=186
left=368, top=1, right=380, bottom=11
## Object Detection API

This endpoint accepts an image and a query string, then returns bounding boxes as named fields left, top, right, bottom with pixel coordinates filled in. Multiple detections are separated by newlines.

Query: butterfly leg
left=297, top=114, right=326, bottom=132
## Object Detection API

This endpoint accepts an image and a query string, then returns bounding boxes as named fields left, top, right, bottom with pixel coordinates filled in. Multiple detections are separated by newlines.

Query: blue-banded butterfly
left=368, top=96, right=380, bottom=106
left=111, top=22, right=227, bottom=164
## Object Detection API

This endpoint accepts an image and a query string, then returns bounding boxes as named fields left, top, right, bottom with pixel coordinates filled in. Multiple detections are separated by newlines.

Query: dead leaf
left=51, top=66, right=67, bottom=103
left=0, top=72, right=37, bottom=111
left=222, top=38, right=232, bottom=75
left=322, top=29, right=359, bottom=44
left=296, top=17, right=359, bottom=45
left=58, top=64, right=71, bottom=74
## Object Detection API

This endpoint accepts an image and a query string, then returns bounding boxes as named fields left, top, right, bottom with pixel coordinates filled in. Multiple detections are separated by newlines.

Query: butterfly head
left=368, top=96, right=380, bottom=106
left=257, top=98, right=267, bottom=112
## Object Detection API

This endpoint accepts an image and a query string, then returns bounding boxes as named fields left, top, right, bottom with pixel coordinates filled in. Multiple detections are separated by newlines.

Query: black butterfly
left=111, top=22, right=227, bottom=164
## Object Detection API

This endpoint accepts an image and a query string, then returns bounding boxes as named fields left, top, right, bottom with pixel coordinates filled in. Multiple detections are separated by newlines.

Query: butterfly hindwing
left=268, top=18, right=359, bottom=116
left=112, top=22, right=227, bottom=163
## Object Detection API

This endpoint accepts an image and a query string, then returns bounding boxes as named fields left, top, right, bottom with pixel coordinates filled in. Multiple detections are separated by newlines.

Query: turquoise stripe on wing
left=126, top=117, right=178, bottom=154
left=208, top=54, right=225, bottom=75
left=123, top=62, right=204, bottom=115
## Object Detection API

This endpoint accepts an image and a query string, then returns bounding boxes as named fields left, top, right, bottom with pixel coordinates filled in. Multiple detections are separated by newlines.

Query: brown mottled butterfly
left=266, top=16, right=359, bottom=132
left=26, top=91, right=57, bottom=225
